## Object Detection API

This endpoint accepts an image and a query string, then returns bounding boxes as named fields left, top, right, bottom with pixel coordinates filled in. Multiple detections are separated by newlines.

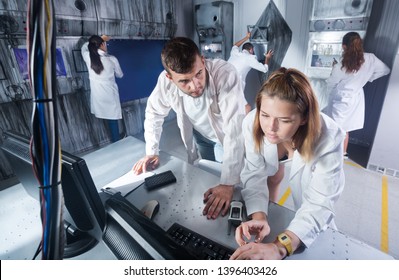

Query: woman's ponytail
left=88, top=35, right=104, bottom=74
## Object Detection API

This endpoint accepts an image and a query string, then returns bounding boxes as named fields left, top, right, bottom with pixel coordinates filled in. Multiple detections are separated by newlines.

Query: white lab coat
left=324, top=53, right=390, bottom=132
left=228, top=46, right=268, bottom=92
left=81, top=42, right=124, bottom=120
left=144, top=59, right=246, bottom=186
left=240, top=110, right=345, bottom=248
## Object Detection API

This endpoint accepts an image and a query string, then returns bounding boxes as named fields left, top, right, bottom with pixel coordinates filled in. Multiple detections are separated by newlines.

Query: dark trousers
left=107, top=119, right=120, bottom=143
left=192, top=129, right=217, bottom=161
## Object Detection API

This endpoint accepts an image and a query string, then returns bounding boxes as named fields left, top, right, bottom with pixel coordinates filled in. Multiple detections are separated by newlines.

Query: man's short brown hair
left=161, top=37, right=201, bottom=74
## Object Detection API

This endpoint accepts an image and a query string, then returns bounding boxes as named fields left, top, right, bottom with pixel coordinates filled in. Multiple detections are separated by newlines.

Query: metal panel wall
left=195, top=1, right=234, bottom=60
left=0, top=0, right=179, bottom=182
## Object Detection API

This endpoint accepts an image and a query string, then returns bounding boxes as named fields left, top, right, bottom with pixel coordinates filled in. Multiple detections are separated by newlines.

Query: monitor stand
left=63, top=222, right=99, bottom=258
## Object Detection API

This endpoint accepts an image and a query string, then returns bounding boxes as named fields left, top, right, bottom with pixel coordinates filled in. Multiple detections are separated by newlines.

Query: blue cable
left=36, top=45, right=52, bottom=257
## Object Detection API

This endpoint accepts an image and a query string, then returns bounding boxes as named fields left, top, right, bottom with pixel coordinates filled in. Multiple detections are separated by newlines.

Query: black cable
left=124, top=181, right=145, bottom=197
left=32, top=241, right=42, bottom=260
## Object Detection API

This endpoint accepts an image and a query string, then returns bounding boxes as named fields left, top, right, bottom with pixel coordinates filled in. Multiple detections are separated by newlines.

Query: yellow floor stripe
left=345, top=161, right=363, bottom=168
left=381, top=175, right=389, bottom=253
left=278, top=187, right=291, bottom=206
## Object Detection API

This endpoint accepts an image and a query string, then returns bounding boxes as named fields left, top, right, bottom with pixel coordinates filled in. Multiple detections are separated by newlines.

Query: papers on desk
left=101, top=171, right=154, bottom=196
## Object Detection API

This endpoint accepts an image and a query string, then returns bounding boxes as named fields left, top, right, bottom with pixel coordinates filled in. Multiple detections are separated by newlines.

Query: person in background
left=324, top=32, right=390, bottom=157
left=132, top=37, right=246, bottom=220
left=230, top=68, right=345, bottom=260
left=81, top=35, right=124, bottom=142
left=228, top=32, right=273, bottom=114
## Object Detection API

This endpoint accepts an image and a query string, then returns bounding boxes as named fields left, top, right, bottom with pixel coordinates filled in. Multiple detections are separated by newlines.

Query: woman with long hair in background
left=324, top=32, right=390, bottom=156
left=81, top=35, right=124, bottom=142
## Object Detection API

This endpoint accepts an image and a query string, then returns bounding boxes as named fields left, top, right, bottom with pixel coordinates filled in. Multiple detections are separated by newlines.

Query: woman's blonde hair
left=253, top=68, right=321, bottom=162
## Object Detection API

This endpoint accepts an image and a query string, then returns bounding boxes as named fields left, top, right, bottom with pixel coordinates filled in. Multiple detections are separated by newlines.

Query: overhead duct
left=94, top=0, right=176, bottom=39
left=53, top=0, right=97, bottom=36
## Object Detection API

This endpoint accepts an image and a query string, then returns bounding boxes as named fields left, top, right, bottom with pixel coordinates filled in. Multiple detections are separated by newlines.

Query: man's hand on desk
left=132, top=155, right=159, bottom=175
left=202, top=184, right=234, bottom=219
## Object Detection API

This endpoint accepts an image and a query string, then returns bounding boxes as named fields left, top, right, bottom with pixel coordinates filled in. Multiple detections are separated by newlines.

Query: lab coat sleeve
left=323, top=63, right=344, bottom=115
left=110, top=56, right=124, bottom=78
left=368, top=53, right=390, bottom=82
left=214, top=62, right=246, bottom=186
left=326, top=63, right=343, bottom=92
left=287, top=119, right=346, bottom=248
left=144, top=73, right=173, bottom=156
left=81, top=42, right=90, bottom=65
left=240, top=111, right=276, bottom=216
left=229, top=45, right=240, bottom=57
left=248, top=56, right=268, bottom=73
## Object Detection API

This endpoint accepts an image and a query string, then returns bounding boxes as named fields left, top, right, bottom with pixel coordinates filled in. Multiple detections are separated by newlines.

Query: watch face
left=281, top=235, right=288, bottom=241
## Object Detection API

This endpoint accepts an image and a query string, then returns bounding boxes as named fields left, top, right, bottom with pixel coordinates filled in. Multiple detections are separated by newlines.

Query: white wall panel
left=369, top=50, right=399, bottom=173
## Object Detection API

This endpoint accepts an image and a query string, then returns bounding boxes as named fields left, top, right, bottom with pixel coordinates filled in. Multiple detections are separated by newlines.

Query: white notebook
left=102, top=171, right=154, bottom=196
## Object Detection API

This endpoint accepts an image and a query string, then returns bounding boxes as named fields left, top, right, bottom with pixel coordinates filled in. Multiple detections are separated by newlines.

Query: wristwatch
left=277, top=233, right=293, bottom=256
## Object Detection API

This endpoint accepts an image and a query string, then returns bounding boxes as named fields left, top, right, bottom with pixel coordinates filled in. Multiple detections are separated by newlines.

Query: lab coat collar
left=204, top=59, right=215, bottom=97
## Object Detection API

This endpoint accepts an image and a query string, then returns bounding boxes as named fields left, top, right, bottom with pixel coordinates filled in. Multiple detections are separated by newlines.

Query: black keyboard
left=167, top=222, right=235, bottom=260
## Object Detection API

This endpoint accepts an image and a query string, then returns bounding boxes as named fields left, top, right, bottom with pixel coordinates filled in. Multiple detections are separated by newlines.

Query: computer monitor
left=1, top=130, right=106, bottom=258
left=1, top=130, right=196, bottom=260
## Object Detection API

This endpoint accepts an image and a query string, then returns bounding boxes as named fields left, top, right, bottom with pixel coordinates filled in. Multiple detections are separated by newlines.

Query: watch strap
left=277, top=233, right=293, bottom=256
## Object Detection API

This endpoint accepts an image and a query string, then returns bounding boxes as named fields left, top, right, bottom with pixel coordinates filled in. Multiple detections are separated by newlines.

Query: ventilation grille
left=367, top=163, right=399, bottom=178
left=103, top=216, right=152, bottom=260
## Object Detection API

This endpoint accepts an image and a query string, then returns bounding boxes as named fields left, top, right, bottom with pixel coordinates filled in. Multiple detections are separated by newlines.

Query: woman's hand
left=235, top=216, right=270, bottom=246
left=101, top=35, right=111, bottom=42
left=230, top=242, right=282, bottom=260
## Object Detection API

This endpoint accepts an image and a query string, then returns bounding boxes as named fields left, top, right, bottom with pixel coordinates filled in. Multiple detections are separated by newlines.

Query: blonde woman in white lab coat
left=81, top=35, right=124, bottom=142
left=230, top=68, right=346, bottom=260
left=324, top=32, right=390, bottom=155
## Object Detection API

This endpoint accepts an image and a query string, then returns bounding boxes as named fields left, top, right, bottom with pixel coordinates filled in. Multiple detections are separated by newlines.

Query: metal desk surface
left=83, top=136, right=394, bottom=260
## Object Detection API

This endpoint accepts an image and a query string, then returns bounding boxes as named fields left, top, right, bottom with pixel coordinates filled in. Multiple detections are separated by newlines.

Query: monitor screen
left=1, top=131, right=106, bottom=258
left=12, top=46, right=68, bottom=80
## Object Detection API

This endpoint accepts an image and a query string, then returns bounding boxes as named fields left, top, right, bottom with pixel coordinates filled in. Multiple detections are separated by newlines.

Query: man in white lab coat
left=133, top=37, right=246, bottom=220
left=228, top=32, right=273, bottom=113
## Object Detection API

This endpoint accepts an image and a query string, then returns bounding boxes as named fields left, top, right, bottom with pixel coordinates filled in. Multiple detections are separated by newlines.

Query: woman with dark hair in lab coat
left=81, top=35, right=124, bottom=142
left=230, top=68, right=346, bottom=260
left=324, top=32, right=390, bottom=156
